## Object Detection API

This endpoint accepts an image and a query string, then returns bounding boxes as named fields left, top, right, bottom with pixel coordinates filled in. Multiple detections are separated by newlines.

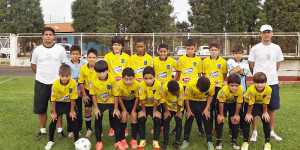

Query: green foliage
left=176, top=21, right=192, bottom=32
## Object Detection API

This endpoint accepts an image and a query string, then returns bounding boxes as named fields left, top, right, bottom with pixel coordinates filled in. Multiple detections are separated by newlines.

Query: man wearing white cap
left=247, top=24, right=284, bottom=145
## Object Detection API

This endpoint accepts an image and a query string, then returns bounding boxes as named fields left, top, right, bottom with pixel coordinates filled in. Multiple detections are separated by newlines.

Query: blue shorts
left=268, top=84, right=280, bottom=110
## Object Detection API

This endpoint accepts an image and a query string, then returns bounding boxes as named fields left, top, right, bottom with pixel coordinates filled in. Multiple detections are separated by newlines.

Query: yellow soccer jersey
left=153, top=57, right=178, bottom=84
left=139, top=79, right=161, bottom=107
left=202, top=56, right=227, bottom=87
left=178, top=55, right=202, bottom=86
left=118, top=79, right=139, bottom=101
left=244, top=84, right=272, bottom=105
left=127, top=53, right=153, bottom=82
left=217, top=85, right=243, bottom=103
left=105, top=52, right=129, bottom=81
left=162, top=82, right=184, bottom=112
left=78, top=63, right=97, bottom=90
left=51, top=78, right=78, bottom=102
left=184, top=79, right=215, bottom=101
left=89, top=74, right=119, bottom=104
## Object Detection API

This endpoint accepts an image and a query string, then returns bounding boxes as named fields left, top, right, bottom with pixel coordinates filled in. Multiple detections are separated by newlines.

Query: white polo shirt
left=248, top=42, right=284, bottom=85
left=31, top=44, right=68, bottom=84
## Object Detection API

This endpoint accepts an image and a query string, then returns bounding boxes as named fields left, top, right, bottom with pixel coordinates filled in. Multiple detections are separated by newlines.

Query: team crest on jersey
left=69, top=88, right=72, bottom=93
left=144, top=61, right=148, bottom=65
left=217, top=64, right=221, bottom=69
left=193, top=62, right=196, bottom=66
left=234, top=96, right=238, bottom=99
left=166, top=65, right=170, bottom=70
left=121, top=59, right=125, bottom=63
left=153, top=90, right=156, bottom=94
left=263, top=95, right=266, bottom=99
left=107, top=85, right=111, bottom=90
left=205, top=92, right=209, bottom=95
left=131, top=90, right=134, bottom=94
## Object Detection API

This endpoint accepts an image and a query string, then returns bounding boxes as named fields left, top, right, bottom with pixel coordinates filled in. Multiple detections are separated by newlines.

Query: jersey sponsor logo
left=170, top=101, right=178, bottom=105
left=197, top=97, right=206, bottom=101
left=115, top=76, right=122, bottom=81
left=183, top=68, right=194, bottom=74
left=217, top=64, right=221, bottom=69
left=146, top=97, right=154, bottom=103
left=182, top=77, right=191, bottom=83
left=69, top=88, right=72, bottom=93
left=157, top=72, right=167, bottom=79
left=124, top=94, right=134, bottom=100
left=166, top=65, right=170, bottom=70
left=107, top=85, right=111, bottom=90
left=144, top=60, right=148, bottom=65
left=136, top=67, right=144, bottom=75
left=99, top=92, right=109, bottom=99
left=121, top=59, right=125, bottom=63
left=193, top=62, right=196, bottom=66
left=59, top=95, right=70, bottom=102
left=113, top=65, right=122, bottom=73
left=209, top=71, right=220, bottom=78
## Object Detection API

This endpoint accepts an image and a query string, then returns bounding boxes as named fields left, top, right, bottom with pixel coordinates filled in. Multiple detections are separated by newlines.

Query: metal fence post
left=80, top=33, right=83, bottom=54
left=9, top=34, right=17, bottom=66
left=152, top=33, right=155, bottom=57
left=224, top=33, right=227, bottom=55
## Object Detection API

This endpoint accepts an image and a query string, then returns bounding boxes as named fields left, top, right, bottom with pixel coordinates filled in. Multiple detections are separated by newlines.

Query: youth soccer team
left=46, top=36, right=274, bottom=150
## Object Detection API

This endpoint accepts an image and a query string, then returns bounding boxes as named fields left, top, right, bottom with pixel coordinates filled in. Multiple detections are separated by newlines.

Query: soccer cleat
left=151, top=129, right=154, bottom=134
left=95, top=141, right=104, bottom=150
left=138, top=140, right=146, bottom=150
left=180, top=140, right=189, bottom=150
left=125, top=128, right=129, bottom=137
left=109, top=128, right=115, bottom=136
left=162, top=143, right=169, bottom=150
left=121, top=139, right=129, bottom=149
left=68, top=132, right=74, bottom=137
left=173, top=141, right=181, bottom=149
left=231, top=142, right=240, bottom=150
left=85, top=129, right=92, bottom=138
left=169, top=128, right=176, bottom=136
left=215, top=143, right=222, bottom=149
left=271, top=132, right=283, bottom=141
left=241, top=142, right=249, bottom=150
left=250, top=133, right=257, bottom=142
left=207, top=142, right=214, bottom=150
left=57, top=132, right=66, bottom=140
left=152, top=141, right=161, bottom=150
left=199, top=130, right=205, bottom=137
left=35, top=132, right=46, bottom=141
left=264, top=142, right=271, bottom=150
left=115, top=141, right=126, bottom=150
left=45, top=141, right=54, bottom=150
left=130, top=139, right=138, bottom=149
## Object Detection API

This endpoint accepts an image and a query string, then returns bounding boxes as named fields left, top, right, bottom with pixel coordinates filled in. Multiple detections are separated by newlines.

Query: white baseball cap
left=260, top=24, right=273, bottom=32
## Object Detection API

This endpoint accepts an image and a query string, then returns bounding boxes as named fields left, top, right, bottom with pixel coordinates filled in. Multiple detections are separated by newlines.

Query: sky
left=40, top=0, right=190, bottom=24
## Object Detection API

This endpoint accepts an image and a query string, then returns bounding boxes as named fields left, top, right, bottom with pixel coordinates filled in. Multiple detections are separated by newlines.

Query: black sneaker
left=198, top=130, right=205, bottom=137
left=173, top=141, right=181, bottom=149
left=169, top=128, right=176, bottom=136
left=162, top=143, right=169, bottom=150
left=57, top=132, right=66, bottom=140
left=34, top=132, right=46, bottom=141
left=231, top=141, right=240, bottom=150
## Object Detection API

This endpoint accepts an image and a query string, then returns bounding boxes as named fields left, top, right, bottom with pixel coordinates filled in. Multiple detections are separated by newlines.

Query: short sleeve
left=70, top=83, right=79, bottom=100
left=178, top=90, right=184, bottom=106
left=78, top=67, right=85, bottom=84
left=208, top=83, right=215, bottom=96
left=236, top=90, right=244, bottom=104
left=138, top=85, right=146, bottom=100
left=248, top=48, right=255, bottom=62
left=89, top=83, right=96, bottom=95
left=202, top=59, right=207, bottom=74
left=112, top=80, right=119, bottom=97
left=217, top=89, right=226, bottom=103
left=227, top=59, right=235, bottom=73
left=184, top=83, right=192, bottom=100
left=276, top=46, right=284, bottom=62
left=31, top=49, right=37, bottom=64
left=222, top=59, right=227, bottom=73
left=262, top=89, right=272, bottom=104
left=198, top=58, right=202, bottom=73
left=60, top=48, right=68, bottom=63
left=178, top=57, right=183, bottom=72
left=173, top=59, right=179, bottom=71
left=50, top=88, right=56, bottom=102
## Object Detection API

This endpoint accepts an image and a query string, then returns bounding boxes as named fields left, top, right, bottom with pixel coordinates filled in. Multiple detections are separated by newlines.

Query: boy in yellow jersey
left=215, top=74, right=243, bottom=150
left=127, top=38, right=153, bottom=82
left=161, top=81, right=184, bottom=150
left=180, top=77, right=215, bottom=150
left=104, top=36, right=129, bottom=137
left=90, top=60, right=123, bottom=150
left=153, top=43, right=179, bottom=135
left=202, top=42, right=227, bottom=133
left=78, top=48, right=98, bottom=138
left=117, top=67, right=140, bottom=149
left=137, top=66, right=162, bottom=150
left=241, top=72, right=271, bottom=150
left=177, top=39, right=204, bottom=136
left=45, top=65, right=79, bottom=150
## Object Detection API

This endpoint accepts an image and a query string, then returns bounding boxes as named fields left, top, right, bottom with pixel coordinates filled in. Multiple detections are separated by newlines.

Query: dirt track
left=0, top=66, right=34, bottom=76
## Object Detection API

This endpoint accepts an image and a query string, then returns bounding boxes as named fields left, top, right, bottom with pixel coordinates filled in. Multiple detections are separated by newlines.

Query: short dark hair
left=253, top=72, right=267, bottom=83
left=135, top=38, right=145, bottom=44
left=227, top=74, right=241, bottom=85
left=196, top=77, right=211, bottom=92
left=42, top=27, right=55, bottom=35
left=59, top=64, right=71, bottom=74
left=87, top=48, right=98, bottom=57
left=143, top=66, right=155, bottom=77
left=122, top=67, right=135, bottom=78
left=70, top=45, right=81, bottom=53
left=94, top=60, right=108, bottom=73
left=184, top=39, right=195, bottom=47
left=167, top=81, right=179, bottom=93
left=209, top=41, right=220, bottom=49
left=232, top=45, right=243, bottom=53
left=111, top=36, right=125, bottom=46
left=159, top=43, right=168, bottom=50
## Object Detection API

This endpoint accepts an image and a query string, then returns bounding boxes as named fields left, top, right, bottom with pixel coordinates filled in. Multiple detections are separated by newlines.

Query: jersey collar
left=43, top=43, right=55, bottom=49
left=159, top=57, right=168, bottom=61
left=71, top=59, right=81, bottom=64
left=210, top=56, right=219, bottom=60
left=186, top=54, right=195, bottom=58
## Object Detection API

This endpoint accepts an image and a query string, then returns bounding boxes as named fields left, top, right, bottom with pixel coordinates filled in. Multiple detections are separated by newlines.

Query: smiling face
left=143, top=74, right=155, bottom=86
left=112, top=43, right=123, bottom=55
left=158, top=48, right=169, bottom=60
left=260, top=30, right=273, bottom=43
left=254, top=82, right=266, bottom=93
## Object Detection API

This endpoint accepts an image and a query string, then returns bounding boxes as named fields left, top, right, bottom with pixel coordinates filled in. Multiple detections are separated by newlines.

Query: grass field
left=0, top=76, right=299, bottom=150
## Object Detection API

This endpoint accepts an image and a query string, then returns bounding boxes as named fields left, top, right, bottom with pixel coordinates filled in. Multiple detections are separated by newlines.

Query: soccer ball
left=75, top=138, right=91, bottom=150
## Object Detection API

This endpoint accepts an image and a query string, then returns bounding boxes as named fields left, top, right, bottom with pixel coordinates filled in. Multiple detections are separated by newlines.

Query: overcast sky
left=40, top=0, right=190, bottom=24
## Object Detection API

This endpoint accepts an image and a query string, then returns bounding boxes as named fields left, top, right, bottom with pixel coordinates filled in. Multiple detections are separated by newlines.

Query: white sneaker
left=45, top=141, right=54, bottom=150
left=250, top=133, right=257, bottom=142
left=215, top=143, right=222, bottom=149
left=241, top=142, right=249, bottom=150
left=264, top=142, right=271, bottom=150
left=271, top=132, right=283, bottom=141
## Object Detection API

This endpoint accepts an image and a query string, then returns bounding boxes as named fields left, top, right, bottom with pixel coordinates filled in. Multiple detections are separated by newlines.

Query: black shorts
left=211, top=87, right=221, bottom=110
left=244, top=103, right=264, bottom=117
left=84, top=89, right=93, bottom=108
left=33, top=80, right=52, bottom=114
left=137, top=105, right=162, bottom=117
left=120, top=99, right=137, bottom=114
left=54, top=102, right=78, bottom=117
left=217, top=102, right=237, bottom=118
left=189, top=100, right=207, bottom=116
left=268, top=84, right=280, bottom=110
left=97, top=103, right=114, bottom=114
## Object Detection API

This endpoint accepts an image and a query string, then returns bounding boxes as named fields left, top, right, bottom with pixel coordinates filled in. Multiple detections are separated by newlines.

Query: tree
left=176, top=21, right=192, bottom=32
left=95, top=0, right=117, bottom=33
left=0, top=0, right=9, bottom=32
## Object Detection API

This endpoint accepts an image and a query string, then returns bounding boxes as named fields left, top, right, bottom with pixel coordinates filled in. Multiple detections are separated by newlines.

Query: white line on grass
left=0, top=77, right=18, bottom=85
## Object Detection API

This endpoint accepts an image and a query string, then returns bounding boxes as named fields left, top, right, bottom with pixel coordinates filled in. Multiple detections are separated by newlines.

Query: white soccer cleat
left=271, top=132, right=283, bottom=141
left=45, top=141, right=54, bottom=150
left=250, top=133, right=257, bottom=142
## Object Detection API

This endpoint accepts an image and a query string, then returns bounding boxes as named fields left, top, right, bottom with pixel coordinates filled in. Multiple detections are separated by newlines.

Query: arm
left=153, top=100, right=161, bottom=118
left=249, top=61, right=254, bottom=74
left=173, top=71, right=180, bottom=81
left=262, top=104, right=270, bottom=122
left=217, top=102, right=225, bottom=124
left=113, top=96, right=121, bottom=118
left=245, top=104, right=253, bottom=123
left=69, top=100, right=76, bottom=121
left=185, top=100, right=194, bottom=119
left=31, top=64, right=36, bottom=74
left=231, top=103, right=242, bottom=124
left=163, top=103, right=171, bottom=120
left=50, top=101, right=57, bottom=122
left=276, top=62, right=280, bottom=71
left=92, top=95, right=101, bottom=120
left=223, top=73, right=227, bottom=82
left=80, top=83, right=89, bottom=104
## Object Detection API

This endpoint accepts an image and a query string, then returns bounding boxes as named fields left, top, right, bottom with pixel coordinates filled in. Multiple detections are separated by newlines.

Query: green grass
left=0, top=76, right=299, bottom=150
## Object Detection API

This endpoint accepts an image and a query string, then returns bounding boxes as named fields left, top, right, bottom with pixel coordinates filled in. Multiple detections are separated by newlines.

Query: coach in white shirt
left=248, top=24, right=284, bottom=141
left=31, top=27, right=68, bottom=140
